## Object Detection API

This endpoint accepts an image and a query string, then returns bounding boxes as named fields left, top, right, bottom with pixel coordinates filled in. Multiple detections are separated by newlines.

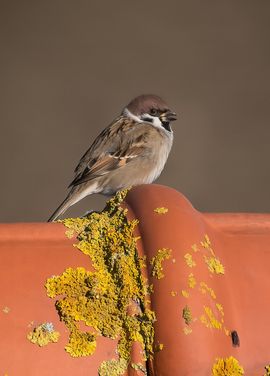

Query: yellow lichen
left=154, top=207, right=168, bottom=214
left=204, top=256, right=225, bottom=275
left=2, top=306, right=10, bottom=314
left=184, top=253, right=196, bottom=268
left=46, top=190, right=155, bottom=371
left=182, top=305, right=192, bottom=325
left=191, top=244, right=198, bottom=252
left=154, top=342, right=164, bottom=352
left=131, top=363, right=147, bottom=375
left=171, top=291, right=178, bottom=297
left=181, top=290, right=189, bottom=298
left=188, top=273, right=196, bottom=288
left=264, top=364, right=270, bottom=376
left=199, top=282, right=216, bottom=299
left=181, top=235, right=228, bottom=337
left=60, top=217, right=91, bottom=239
left=212, top=356, right=244, bottom=375
left=65, top=329, right=96, bottom=357
left=200, top=306, right=222, bottom=330
left=200, top=234, right=211, bottom=249
left=183, top=327, right=192, bottom=335
left=216, top=303, right=224, bottom=316
left=27, top=323, right=60, bottom=347
left=150, top=248, right=172, bottom=279
left=98, top=358, right=128, bottom=376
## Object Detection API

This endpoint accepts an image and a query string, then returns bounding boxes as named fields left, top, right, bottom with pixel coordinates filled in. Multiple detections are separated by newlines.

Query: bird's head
left=122, top=94, right=177, bottom=132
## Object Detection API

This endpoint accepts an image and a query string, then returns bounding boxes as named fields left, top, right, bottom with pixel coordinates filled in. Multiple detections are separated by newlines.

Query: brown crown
left=126, top=94, right=169, bottom=115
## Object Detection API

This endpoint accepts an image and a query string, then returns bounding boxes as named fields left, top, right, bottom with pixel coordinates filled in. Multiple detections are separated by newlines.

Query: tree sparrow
left=48, top=94, right=177, bottom=221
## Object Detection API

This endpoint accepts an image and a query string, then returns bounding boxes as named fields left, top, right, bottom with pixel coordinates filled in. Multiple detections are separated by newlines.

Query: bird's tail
left=47, top=195, right=73, bottom=222
left=48, top=182, right=100, bottom=222
left=48, top=188, right=82, bottom=222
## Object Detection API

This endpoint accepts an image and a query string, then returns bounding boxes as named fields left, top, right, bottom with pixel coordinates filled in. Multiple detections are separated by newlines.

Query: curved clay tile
left=0, top=184, right=269, bottom=375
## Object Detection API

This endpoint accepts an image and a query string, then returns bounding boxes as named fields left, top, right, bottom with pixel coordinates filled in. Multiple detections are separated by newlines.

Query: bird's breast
left=142, top=130, right=173, bottom=184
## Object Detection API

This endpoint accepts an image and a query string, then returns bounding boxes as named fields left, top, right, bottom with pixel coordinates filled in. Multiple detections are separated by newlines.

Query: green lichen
left=150, top=248, right=172, bottom=279
left=27, top=322, right=60, bottom=347
left=212, top=356, right=244, bottom=375
left=182, top=305, right=192, bottom=325
left=45, top=190, right=155, bottom=371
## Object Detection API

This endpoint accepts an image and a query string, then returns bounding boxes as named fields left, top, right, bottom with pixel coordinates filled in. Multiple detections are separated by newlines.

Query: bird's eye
left=150, top=108, right=158, bottom=116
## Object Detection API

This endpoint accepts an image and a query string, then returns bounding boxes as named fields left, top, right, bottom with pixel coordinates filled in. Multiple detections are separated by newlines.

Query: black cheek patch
left=162, top=121, right=172, bottom=132
left=142, top=116, right=153, bottom=123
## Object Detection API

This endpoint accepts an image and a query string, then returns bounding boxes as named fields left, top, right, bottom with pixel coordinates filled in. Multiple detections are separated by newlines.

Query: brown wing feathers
left=69, top=117, right=146, bottom=187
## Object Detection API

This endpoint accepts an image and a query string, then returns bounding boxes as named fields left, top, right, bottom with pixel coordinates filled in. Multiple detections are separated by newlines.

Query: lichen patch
left=46, top=190, right=155, bottom=372
left=154, top=207, right=168, bottom=214
left=27, top=322, right=60, bottom=347
left=184, top=253, right=196, bottom=268
left=150, top=248, right=172, bottom=279
left=181, top=235, right=228, bottom=337
left=182, top=305, right=192, bottom=325
left=212, top=356, right=244, bottom=375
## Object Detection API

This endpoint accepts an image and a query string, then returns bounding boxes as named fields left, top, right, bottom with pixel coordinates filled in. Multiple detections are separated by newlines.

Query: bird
left=48, top=94, right=177, bottom=222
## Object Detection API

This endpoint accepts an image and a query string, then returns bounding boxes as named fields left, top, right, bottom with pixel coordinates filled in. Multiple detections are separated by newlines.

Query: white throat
left=123, top=107, right=171, bottom=133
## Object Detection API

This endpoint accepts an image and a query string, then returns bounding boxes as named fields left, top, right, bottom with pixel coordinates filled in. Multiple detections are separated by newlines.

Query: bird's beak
left=160, top=110, right=177, bottom=122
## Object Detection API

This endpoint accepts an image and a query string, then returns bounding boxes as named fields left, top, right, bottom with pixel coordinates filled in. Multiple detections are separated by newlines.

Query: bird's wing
left=69, top=116, right=149, bottom=187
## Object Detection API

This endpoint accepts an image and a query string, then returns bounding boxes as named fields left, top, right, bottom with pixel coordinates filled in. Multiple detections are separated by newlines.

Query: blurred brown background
left=1, top=1, right=270, bottom=222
